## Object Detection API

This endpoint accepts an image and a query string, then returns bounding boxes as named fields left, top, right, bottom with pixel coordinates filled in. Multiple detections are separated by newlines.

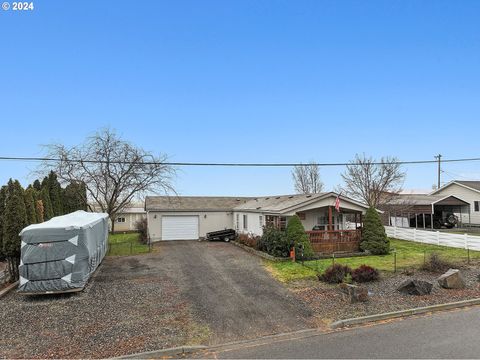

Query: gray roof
left=387, top=194, right=443, bottom=206
left=234, top=193, right=329, bottom=212
left=145, top=196, right=253, bottom=211
left=455, top=181, right=480, bottom=192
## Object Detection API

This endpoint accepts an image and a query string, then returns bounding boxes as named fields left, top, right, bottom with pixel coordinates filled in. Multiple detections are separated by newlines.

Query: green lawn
left=108, top=232, right=150, bottom=256
left=266, top=238, right=480, bottom=283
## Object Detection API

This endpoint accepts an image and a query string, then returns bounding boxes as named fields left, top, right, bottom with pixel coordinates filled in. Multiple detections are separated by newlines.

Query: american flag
left=334, top=194, right=341, bottom=212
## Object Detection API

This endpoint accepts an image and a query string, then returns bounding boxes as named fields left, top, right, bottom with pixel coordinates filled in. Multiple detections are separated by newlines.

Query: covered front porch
left=267, top=203, right=365, bottom=254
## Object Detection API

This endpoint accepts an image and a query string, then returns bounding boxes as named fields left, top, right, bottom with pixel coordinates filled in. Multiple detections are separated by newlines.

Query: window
left=243, top=214, right=248, bottom=230
left=116, top=217, right=126, bottom=223
left=235, top=214, right=240, bottom=230
left=475, top=201, right=480, bottom=212
left=259, top=215, right=263, bottom=227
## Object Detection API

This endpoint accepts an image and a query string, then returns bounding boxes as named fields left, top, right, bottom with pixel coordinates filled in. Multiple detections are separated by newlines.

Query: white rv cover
left=18, top=211, right=109, bottom=293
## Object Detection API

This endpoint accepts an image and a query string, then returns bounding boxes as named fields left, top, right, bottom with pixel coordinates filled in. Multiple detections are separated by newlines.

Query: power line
left=1, top=155, right=480, bottom=167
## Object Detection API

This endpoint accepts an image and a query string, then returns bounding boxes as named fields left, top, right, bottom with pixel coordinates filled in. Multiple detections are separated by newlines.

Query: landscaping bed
left=289, top=266, right=480, bottom=325
left=266, top=238, right=480, bottom=325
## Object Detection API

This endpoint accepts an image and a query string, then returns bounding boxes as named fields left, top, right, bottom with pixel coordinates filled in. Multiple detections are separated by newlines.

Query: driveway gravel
left=0, top=241, right=316, bottom=358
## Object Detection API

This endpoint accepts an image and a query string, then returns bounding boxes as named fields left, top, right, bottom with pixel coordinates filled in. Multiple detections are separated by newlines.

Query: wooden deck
left=306, top=229, right=361, bottom=254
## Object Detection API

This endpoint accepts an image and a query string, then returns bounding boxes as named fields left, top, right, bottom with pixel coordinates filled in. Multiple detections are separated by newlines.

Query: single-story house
left=431, top=181, right=480, bottom=225
left=113, top=205, right=147, bottom=232
left=91, top=204, right=147, bottom=232
left=145, top=193, right=370, bottom=253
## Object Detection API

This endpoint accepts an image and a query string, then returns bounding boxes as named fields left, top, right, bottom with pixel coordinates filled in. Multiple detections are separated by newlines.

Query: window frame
left=243, top=214, right=248, bottom=230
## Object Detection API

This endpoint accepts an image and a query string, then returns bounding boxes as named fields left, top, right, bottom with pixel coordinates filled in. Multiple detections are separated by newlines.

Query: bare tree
left=292, top=162, right=324, bottom=194
left=40, top=128, right=175, bottom=232
left=340, top=154, right=405, bottom=207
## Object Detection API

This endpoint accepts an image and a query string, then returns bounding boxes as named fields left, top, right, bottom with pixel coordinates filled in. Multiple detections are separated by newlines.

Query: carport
left=385, top=194, right=471, bottom=229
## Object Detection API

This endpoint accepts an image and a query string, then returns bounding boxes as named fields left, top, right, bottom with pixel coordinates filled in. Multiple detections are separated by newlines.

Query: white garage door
left=161, top=216, right=199, bottom=240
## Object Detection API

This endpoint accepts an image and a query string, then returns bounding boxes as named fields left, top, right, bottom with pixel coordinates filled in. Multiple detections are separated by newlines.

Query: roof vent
left=265, top=197, right=270, bottom=200
left=275, top=196, right=280, bottom=199
left=256, top=207, right=261, bottom=210
left=288, top=196, right=293, bottom=199
left=306, top=195, right=312, bottom=198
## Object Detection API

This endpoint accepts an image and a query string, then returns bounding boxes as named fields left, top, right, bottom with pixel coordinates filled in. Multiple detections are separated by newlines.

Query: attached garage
left=145, top=196, right=252, bottom=242
left=161, top=216, right=199, bottom=240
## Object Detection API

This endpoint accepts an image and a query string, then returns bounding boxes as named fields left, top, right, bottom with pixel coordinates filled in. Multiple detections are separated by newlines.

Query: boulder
left=397, top=279, right=433, bottom=295
left=437, top=269, right=465, bottom=289
left=339, top=283, right=369, bottom=303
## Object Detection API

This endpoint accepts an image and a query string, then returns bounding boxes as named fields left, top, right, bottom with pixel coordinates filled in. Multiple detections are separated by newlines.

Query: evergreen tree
left=63, top=181, right=88, bottom=213
left=36, top=200, right=44, bottom=223
left=286, top=215, right=314, bottom=257
left=39, top=185, right=54, bottom=221
left=32, top=179, right=42, bottom=191
left=3, top=179, right=28, bottom=281
left=47, top=171, right=63, bottom=216
left=24, top=186, right=37, bottom=224
left=0, top=186, right=7, bottom=261
left=360, top=206, right=390, bottom=255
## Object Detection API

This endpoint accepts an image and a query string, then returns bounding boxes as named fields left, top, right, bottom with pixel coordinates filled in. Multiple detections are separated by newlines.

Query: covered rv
left=18, top=210, right=109, bottom=294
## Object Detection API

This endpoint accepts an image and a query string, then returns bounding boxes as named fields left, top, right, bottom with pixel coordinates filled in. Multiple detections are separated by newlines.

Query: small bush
left=257, top=226, right=291, bottom=258
left=351, top=265, right=379, bottom=283
left=286, top=215, right=314, bottom=258
left=237, top=233, right=259, bottom=248
left=319, top=264, right=352, bottom=284
left=135, top=218, right=148, bottom=244
left=421, top=252, right=456, bottom=273
left=361, top=207, right=390, bottom=255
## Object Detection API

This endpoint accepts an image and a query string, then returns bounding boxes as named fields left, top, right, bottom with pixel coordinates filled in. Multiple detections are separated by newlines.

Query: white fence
left=385, top=226, right=480, bottom=251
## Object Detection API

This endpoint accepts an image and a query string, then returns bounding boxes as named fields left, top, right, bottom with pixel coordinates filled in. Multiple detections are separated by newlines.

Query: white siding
left=434, top=183, right=480, bottom=225
left=233, top=211, right=264, bottom=236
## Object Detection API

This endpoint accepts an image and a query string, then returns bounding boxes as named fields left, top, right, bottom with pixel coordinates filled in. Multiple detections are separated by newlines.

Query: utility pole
left=434, top=154, right=442, bottom=189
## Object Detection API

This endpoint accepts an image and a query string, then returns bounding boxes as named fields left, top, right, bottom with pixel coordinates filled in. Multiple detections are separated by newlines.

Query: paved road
left=153, top=241, right=315, bottom=344
left=197, top=306, right=480, bottom=358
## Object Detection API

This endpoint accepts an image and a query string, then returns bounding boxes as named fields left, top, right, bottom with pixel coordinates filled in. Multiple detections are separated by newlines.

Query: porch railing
left=305, top=230, right=361, bottom=254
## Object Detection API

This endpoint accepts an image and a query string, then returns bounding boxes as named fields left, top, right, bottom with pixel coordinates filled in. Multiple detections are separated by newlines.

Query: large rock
left=339, top=283, right=369, bottom=303
left=397, top=279, right=433, bottom=295
left=437, top=269, right=465, bottom=289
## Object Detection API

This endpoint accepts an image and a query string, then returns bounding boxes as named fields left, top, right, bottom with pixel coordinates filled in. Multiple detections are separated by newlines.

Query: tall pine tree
left=47, top=171, right=63, bottom=216
left=3, top=180, right=28, bottom=281
left=63, top=181, right=88, bottom=213
left=39, top=185, right=54, bottom=221
left=0, top=186, right=7, bottom=262
left=24, top=186, right=37, bottom=224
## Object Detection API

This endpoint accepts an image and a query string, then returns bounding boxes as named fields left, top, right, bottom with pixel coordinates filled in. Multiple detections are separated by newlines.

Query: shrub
left=286, top=215, right=314, bottom=258
left=361, top=207, right=390, bottom=255
left=421, top=252, right=456, bottom=273
left=351, top=265, right=379, bottom=283
left=257, top=226, right=291, bottom=258
left=319, top=264, right=352, bottom=284
left=135, top=217, right=148, bottom=244
left=237, top=233, right=259, bottom=249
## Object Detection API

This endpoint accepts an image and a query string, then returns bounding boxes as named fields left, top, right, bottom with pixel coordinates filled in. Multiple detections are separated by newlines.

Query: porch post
left=423, top=213, right=426, bottom=229
left=328, top=206, right=333, bottom=231
left=355, top=213, right=358, bottom=228
left=415, top=213, right=418, bottom=228
left=431, top=214, right=434, bottom=229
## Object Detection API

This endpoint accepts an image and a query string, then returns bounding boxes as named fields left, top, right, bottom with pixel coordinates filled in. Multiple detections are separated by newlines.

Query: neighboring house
left=384, top=193, right=470, bottom=229
left=113, top=205, right=147, bottom=232
left=382, top=180, right=480, bottom=228
left=145, top=193, right=369, bottom=242
left=91, top=204, right=147, bottom=232
left=431, top=180, right=480, bottom=225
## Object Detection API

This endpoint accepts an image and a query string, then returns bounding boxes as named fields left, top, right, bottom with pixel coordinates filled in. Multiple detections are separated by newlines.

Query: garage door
left=161, top=216, right=199, bottom=240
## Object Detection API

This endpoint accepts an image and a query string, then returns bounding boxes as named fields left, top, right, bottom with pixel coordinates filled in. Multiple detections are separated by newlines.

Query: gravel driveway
left=156, top=241, right=315, bottom=343
left=0, top=241, right=315, bottom=358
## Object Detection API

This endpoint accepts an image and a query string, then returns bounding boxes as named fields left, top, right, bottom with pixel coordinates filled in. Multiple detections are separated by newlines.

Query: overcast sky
left=1, top=0, right=479, bottom=195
